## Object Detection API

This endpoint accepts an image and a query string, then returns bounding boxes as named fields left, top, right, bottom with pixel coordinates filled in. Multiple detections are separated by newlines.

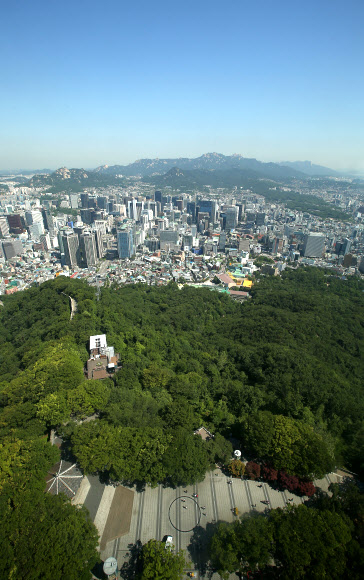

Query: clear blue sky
left=1, top=0, right=363, bottom=171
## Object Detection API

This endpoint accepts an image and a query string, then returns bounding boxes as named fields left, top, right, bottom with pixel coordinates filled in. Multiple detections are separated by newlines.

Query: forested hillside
left=0, top=268, right=363, bottom=577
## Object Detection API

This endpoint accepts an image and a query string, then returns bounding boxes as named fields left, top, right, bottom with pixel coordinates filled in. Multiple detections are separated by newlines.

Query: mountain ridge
left=94, top=152, right=307, bottom=178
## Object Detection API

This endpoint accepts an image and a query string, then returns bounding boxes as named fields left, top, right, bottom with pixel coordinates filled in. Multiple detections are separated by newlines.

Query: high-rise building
left=154, top=191, right=162, bottom=203
left=94, top=228, right=104, bottom=258
left=7, top=214, right=26, bottom=234
left=340, top=238, right=351, bottom=256
left=272, top=237, right=284, bottom=255
left=41, top=208, right=55, bottom=236
left=70, top=194, right=79, bottom=209
left=187, top=202, right=196, bottom=222
left=222, top=207, right=239, bottom=230
left=302, top=233, right=325, bottom=257
left=160, top=230, right=179, bottom=250
left=79, top=233, right=97, bottom=267
left=256, top=212, right=266, bottom=226
left=29, top=222, right=44, bottom=239
left=236, top=203, right=244, bottom=222
left=80, top=193, right=89, bottom=209
left=94, top=220, right=107, bottom=235
left=80, top=208, right=94, bottom=225
left=25, top=210, right=43, bottom=226
left=40, top=233, right=52, bottom=251
left=2, top=239, right=23, bottom=260
left=0, top=216, right=9, bottom=237
left=117, top=229, right=134, bottom=259
left=97, top=196, right=108, bottom=210
left=127, top=199, right=137, bottom=220
left=219, top=231, right=227, bottom=250
left=198, top=200, right=216, bottom=223
left=62, top=232, right=79, bottom=268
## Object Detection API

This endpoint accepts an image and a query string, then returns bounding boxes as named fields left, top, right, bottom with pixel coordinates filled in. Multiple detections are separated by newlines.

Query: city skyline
left=1, top=0, right=363, bottom=172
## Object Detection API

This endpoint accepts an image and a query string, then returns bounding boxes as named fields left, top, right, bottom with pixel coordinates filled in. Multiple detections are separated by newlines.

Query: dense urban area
left=1, top=155, right=364, bottom=297
left=1, top=157, right=364, bottom=580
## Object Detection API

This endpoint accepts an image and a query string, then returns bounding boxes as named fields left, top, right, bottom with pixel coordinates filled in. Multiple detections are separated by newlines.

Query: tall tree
left=137, top=539, right=186, bottom=580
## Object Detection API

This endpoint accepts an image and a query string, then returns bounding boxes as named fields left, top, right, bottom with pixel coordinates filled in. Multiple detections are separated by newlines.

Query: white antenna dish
left=234, top=449, right=242, bottom=460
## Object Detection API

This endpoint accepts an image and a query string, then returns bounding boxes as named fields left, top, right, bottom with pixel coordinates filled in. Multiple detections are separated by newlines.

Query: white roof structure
left=90, top=334, right=107, bottom=350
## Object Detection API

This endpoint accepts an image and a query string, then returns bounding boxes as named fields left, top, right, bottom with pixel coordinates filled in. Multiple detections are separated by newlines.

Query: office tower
left=88, top=196, right=97, bottom=209
left=236, top=203, right=244, bottom=222
left=70, top=194, right=79, bottom=209
left=117, top=229, right=134, bottom=259
left=80, top=208, right=94, bottom=225
left=80, top=193, right=89, bottom=208
left=272, top=237, right=284, bottom=255
left=62, top=232, right=79, bottom=268
left=160, top=230, right=179, bottom=249
left=79, top=233, right=97, bottom=267
left=223, top=207, right=239, bottom=230
left=246, top=212, right=256, bottom=223
left=154, top=190, right=162, bottom=203
left=183, top=234, right=193, bottom=250
left=41, top=208, right=55, bottom=236
left=146, top=238, right=159, bottom=252
left=7, top=214, right=26, bottom=234
left=302, top=233, right=325, bottom=257
left=145, top=201, right=157, bottom=217
left=135, top=201, right=144, bottom=221
left=57, top=227, right=71, bottom=253
left=2, top=239, right=23, bottom=260
left=198, top=200, right=216, bottom=223
left=0, top=216, right=10, bottom=237
left=25, top=210, right=43, bottom=226
left=187, top=201, right=196, bottom=222
left=25, top=211, right=33, bottom=225
left=341, top=238, right=351, bottom=256
left=97, top=196, right=108, bottom=210
left=219, top=231, right=227, bottom=251
left=94, top=228, right=104, bottom=258
left=127, top=199, right=137, bottom=220
left=73, top=224, right=86, bottom=238
left=40, top=233, right=52, bottom=251
left=29, top=222, right=44, bottom=239
left=94, top=220, right=107, bottom=236
left=256, top=212, right=266, bottom=226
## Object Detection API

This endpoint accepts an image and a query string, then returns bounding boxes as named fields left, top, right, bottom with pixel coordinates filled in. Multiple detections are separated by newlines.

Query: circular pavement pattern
left=168, top=496, right=201, bottom=533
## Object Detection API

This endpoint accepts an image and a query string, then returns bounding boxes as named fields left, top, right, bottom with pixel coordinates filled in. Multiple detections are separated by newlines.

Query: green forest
left=0, top=267, right=363, bottom=578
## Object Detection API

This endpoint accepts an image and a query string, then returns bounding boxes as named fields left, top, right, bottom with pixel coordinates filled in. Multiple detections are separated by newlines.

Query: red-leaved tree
left=245, top=461, right=261, bottom=480
left=262, top=464, right=278, bottom=483
left=297, top=481, right=316, bottom=497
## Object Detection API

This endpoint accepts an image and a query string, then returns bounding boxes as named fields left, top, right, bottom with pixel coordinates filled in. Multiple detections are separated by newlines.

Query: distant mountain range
left=22, top=153, right=345, bottom=191
left=278, top=160, right=339, bottom=177
left=94, top=153, right=307, bottom=179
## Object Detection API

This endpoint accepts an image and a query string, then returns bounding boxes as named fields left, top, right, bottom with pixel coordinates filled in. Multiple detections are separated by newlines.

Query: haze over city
left=1, top=0, right=363, bottom=172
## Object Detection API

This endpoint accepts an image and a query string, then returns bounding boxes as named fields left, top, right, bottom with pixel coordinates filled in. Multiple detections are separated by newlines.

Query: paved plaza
left=72, top=467, right=343, bottom=579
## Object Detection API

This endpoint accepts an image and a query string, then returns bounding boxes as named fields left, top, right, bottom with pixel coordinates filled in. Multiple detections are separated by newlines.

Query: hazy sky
left=1, top=0, right=363, bottom=171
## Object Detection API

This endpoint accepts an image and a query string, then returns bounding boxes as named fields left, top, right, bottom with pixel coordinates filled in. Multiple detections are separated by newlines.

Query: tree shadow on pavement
left=187, top=522, right=218, bottom=578
left=119, top=540, right=143, bottom=580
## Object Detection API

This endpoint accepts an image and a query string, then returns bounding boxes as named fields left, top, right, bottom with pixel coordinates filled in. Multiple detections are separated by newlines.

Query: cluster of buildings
left=1, top=174, right=364, bottom=296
